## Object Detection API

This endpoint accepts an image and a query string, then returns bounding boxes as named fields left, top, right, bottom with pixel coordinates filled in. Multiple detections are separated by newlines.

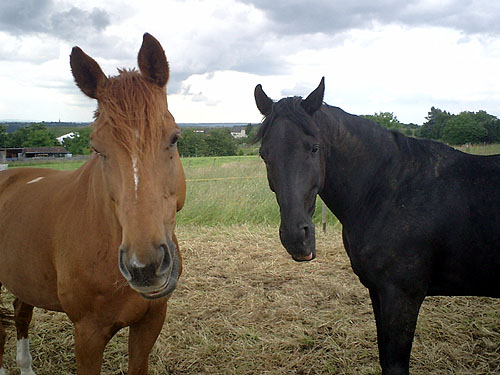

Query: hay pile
left=0, top=225, right=498, bottom=374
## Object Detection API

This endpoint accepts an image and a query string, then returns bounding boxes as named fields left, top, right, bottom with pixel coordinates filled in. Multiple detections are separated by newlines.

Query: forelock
left=254, top=97, right=322, bottom=143
left=92, top=69, right=172, bottom=156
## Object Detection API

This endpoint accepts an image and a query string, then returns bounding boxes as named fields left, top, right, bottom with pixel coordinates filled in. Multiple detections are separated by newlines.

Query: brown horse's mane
left=92, top=69, right=171, bottom=156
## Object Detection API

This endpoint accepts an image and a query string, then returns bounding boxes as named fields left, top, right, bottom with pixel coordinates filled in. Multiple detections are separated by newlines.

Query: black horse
left=254, top=78, right=500, bottom=375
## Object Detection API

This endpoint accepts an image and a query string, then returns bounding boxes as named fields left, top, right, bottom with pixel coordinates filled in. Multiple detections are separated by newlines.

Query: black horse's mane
left=254, top=96, right=458, bottom=161
left=319, top=103, right=457, bottom=160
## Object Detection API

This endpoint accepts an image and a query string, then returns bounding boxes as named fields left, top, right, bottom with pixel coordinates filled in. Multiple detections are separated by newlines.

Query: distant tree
left=177, top=129, right=208, bottom=157
left=204, top=128, right=237, bottom=156
left=62, top=128, right=92, bottom=155
left=361, top=112, right=402, bottom=130
left=474, top=110, right=500, bottom=143
left=0, top=124, right=7, bottom=147
left=245, top=123, right=257, bottom=139
left=419, top=107, right=452, bottom=139
left=441, top=112, right=488, bottom=145
left=7, top=123, right=57, bottom=148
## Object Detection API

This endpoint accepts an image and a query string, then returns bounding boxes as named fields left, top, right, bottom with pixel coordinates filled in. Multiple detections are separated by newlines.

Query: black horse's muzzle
left=279, top=221, right=316, bottom=262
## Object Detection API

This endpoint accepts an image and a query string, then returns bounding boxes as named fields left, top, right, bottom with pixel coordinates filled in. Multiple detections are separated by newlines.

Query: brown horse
left=0, top=33, right=185, bottom=374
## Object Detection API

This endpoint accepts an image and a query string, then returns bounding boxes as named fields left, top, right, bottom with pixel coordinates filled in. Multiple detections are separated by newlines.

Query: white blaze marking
left=132, top=156, right=139, bottom=199
left=17, top=338, right=35, bottom=375
left=26, top=177, right=44, bottom=184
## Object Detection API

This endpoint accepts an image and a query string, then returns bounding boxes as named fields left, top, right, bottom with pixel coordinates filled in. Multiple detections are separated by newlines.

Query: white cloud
left=169, top=71, right=262, bottom=123
left=2, top=0, right=500, bottom=124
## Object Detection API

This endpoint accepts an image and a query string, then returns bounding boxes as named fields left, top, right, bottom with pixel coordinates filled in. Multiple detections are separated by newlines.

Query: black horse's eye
left=312, top=144, right=320, bottom=154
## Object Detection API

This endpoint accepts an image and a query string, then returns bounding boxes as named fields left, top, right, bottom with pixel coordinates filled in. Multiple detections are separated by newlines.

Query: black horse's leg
left=370, top=285, right=425, bottom=375
left=369, top=289, right=387, bottom=370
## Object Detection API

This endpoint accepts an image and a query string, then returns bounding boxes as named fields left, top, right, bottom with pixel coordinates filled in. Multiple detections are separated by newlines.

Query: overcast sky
left=2, top=0, right=500, bottom=124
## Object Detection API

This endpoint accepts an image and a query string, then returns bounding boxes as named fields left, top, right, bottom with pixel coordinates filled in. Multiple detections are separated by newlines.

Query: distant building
left=230, top=126, right=247, bottom=138
left=23, top=147, right=69, bottom=158
left=56, top=132, right=76, bottom=144
left=1, top=147, right=68, bottom=160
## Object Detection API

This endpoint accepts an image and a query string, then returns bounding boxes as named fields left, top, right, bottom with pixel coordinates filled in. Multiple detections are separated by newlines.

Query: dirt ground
left=0, top=225, right=498, bottom=374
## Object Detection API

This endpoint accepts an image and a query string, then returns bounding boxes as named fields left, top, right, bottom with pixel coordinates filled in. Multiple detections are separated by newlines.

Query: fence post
left=322, top=200, right=327, bottom=233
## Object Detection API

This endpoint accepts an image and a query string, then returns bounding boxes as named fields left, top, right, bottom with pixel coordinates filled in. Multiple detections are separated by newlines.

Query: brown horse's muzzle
left=118, top=236, right=180, bottom=299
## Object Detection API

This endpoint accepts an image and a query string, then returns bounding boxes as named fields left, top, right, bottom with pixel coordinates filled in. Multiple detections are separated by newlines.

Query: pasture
left=2, top=152, right=499, bottom=374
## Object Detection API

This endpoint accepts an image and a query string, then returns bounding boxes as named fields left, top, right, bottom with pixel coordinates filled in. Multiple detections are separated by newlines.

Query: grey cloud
left=168, top=71, right=192, bottom=94
left=240, top=0, right=500, bottom=36
left=0, top=0, right=110, bottom=40
left=50, top=7, right=110, bottom=40
left=0, top=0, right=52, bottom=34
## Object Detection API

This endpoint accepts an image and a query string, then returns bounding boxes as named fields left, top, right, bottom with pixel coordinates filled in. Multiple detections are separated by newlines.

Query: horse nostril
left=302, top=225, right=310, bottom=240
left=157, top=243, right=173, bottom=276
left=118, top=247, right=132, bottom=281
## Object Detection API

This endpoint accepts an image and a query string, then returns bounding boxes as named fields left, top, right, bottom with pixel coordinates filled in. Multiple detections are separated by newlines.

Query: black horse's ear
left=70, top=47, right=107, bottom=99
left=138, top=33, right=170, bottom=87
left=301, top=77, right=325, bottom=115
left=254, top=84, right=273, bottom=116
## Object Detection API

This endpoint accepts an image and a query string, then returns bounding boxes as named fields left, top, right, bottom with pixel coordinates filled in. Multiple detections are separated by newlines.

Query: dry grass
left=0, top=225, right=498, bottom=374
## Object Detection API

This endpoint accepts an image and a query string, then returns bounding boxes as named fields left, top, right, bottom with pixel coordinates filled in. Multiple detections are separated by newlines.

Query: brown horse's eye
left=91, top=146, right=105, bottom=158
left=169, top=134, right=180, bottom=147
left=312, top=144, right=320, bottom=154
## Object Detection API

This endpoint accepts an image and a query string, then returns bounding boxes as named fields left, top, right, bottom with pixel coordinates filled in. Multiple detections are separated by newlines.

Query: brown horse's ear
left=254, top=84, right=273, bottom=116
left=70, top=47, right=107, bottom=99
left=301, top=77, right=325, bottom=115
left=138, top=33, right=169, bottom=87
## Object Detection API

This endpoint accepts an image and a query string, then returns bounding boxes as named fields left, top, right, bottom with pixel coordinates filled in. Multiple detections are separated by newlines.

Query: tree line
left=0, top=123, right=248, bottom=157
left=418, top=107, right=500, bottom=145
left=177, top=124, right=258, bottom=157
left=362, top=107, right=500, bottom=145
left=2, top=109, right=499, bottom=157
left=0, top=123, right=92, bottom=155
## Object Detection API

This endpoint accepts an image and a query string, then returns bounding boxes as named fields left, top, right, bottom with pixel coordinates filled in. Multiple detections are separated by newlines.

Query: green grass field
left=180, top=156, right=338, bottom=226
left=7, top=155, right=339, bottom=228
left=455, top=143, right=500, bottom=155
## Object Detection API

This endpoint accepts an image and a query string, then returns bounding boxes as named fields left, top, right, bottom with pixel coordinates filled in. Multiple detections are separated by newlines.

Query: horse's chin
left=139, top=277, right=178, bottom=299
left=281, top=231, right=317, bottom=262
left=292, top=252, right=316, bottom=262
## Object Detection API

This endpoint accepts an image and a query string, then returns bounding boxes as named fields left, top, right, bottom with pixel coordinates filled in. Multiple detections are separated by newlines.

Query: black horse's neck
left=315, top=105, right=452, bottom=228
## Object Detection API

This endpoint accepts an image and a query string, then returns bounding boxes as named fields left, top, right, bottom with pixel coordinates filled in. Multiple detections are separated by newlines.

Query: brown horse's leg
left=13, top=298, right=36, bottom=375
left=0, top=285, right=6, bottom=375
left=127, top=301, right=167, bottom=375
left=74, top=319, right=117, bottom=375
left=0, top=319, right=5, bottom=375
